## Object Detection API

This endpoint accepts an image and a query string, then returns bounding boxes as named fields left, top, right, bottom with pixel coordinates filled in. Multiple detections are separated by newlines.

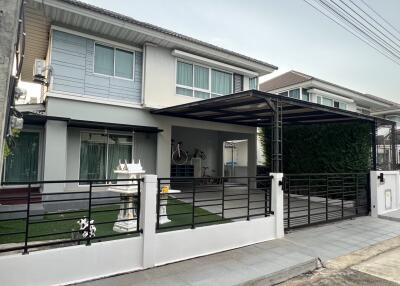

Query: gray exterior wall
left=50, top=30, right=142, bottom=103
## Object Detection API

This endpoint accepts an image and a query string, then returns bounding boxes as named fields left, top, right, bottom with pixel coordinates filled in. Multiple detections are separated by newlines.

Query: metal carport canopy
left=151, top=90, right=393, bottom=126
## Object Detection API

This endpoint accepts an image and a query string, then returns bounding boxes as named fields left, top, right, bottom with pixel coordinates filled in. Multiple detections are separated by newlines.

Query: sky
left=76, top=0, right=400, bottom=103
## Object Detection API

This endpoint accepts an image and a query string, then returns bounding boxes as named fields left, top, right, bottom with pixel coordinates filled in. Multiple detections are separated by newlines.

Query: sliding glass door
left=79, top=132, right=133, bottom=183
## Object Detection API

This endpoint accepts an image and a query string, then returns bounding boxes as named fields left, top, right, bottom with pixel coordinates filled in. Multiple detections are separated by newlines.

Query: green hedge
left=259, top=121, right=372, bottom=173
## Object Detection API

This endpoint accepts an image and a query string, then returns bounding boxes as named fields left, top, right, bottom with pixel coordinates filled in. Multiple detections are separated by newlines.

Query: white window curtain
left=177, top=61, right=193, bottom=86
left=211, top=69, right=232, bottom=96
left=79, top=133, right=133, bottom=183
left=94, top=44, right=114, bottom=76
left=322, top=97, right=333, bottom=107
left=79, top=133, right=108, bottom=182
left=107, top=135, right=132, bottom=180
left=115, top=49, right=133, bottom=79
left=194, top=65, right=209, bottom=90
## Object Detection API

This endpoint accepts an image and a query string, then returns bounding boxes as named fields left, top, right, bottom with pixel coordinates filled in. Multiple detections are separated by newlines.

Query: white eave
left=22, top=0, right=276, bottom=82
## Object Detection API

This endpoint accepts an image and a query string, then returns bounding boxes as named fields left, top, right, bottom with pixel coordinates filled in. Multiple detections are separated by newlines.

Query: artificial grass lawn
left=0, top=206, right=128, bottom=244
left=0, top=198, right=227, bottom=245
left=159, top=197, right=228, bottom=231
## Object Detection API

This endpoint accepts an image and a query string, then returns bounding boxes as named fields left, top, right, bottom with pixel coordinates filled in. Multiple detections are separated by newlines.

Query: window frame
left=78, top=130, right=135, bottom=186
left=93, top=42, right=136, bottom=81
left=175, top=58, right=233, bottom=99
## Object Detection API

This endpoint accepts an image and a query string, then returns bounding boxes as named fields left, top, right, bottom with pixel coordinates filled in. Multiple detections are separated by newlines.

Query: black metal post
left=191, top=178, right=196, bottom=229
left=247, top=177, right=250, bottom=220
left=371, top=121, right=377, bottom=171
left=268, top=178, right=272, bottom=215
left=136, top=179, right=141, bottom=232
left=355, top=174, right=359, bottom=215
left=307, top=176, right=311, bottom=225
left=156, top=180, right=161, bottom=230
left=264, top=179, right=268, bottom=217
left=23, top=184, right=31, bottom=255
left=287, top=177, right=291, bottom=229
left=341, top=177, right=344, bottom=218
left=391, top=123, right=397, bottom=170
left=222, top=179, right=225, bottom=219
left=326, top=176, right=329, bottom=222
left=86, top=181, right=92, bottom=246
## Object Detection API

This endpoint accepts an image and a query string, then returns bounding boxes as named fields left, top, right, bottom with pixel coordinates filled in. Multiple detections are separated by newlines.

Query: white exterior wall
left=42, top=120, right=67, bottom=193
left=143, top=44, right=254, bottom=109
left=370, top=171, right=400, bottom=217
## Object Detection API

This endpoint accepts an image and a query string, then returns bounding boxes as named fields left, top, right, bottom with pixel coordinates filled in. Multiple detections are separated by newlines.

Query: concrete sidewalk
left=75, top=217, right=400, bottom=286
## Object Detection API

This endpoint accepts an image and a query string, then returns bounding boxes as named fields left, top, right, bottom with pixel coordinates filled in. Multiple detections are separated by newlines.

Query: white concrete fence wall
left=370, top=170, right=400, bottom=217
left=0, top=174, right=284, bottom=286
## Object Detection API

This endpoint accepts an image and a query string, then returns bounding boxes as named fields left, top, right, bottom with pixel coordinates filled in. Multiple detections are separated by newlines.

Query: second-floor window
left=317, top=96, right=347, bottom=110
left=176, top=60, right=233, bottom=99
left=94, top=43, right=134, bottom=80
left=249, top=77, right=258, bottom=90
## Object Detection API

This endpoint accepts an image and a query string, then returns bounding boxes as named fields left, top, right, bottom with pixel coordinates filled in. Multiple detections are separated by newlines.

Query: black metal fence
left=283, top=173, right=370, bottom=230
left=156, top=176, right=273, bottom=231
left=0, top=178, right=142, bottom=254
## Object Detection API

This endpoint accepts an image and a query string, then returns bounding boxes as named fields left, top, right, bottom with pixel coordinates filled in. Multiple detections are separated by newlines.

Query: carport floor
left=76, top=217, right=400, bottom=286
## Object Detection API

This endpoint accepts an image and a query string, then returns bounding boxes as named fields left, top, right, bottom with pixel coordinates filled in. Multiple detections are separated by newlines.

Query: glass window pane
left=94, top=44, right=114, bottom=76
left=317, top=96, right=322, bottom=104
left=107, top=135, right=132, bottom=180
left=211, top=70, right=232, bottom=95
left=79, top=133, right=107, bottom=182
left=176, top=87, right=193, bottom=97
left=115, top=49, right=133, bottom=79
left=289, top=89, right=300, bottom=99
left=194, top=65, right=209, bottom=90
left=249, top=77, right=258, bottom=90
left=302, top=89, right=310, bottom=101
left=339, top=102, right=347, bottom=110
left=177, top=61, right=193, bottom=87
left=279, top=91, right=288, bottom=97
left=322, top=97, right=333, bottom=106
left=194, top=91, right=210, bottom=99
left=4, top=132, right=39, bottom=182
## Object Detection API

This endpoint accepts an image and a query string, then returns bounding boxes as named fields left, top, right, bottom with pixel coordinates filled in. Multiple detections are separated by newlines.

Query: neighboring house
left=260, top=70, right=400, bottom=120
left=2, top=0, right=277, bottom=192
left=259, top=70, right=400, bottom=166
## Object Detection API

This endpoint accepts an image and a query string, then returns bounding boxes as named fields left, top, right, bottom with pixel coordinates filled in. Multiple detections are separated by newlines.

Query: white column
left=270, top=172, right=284, bottom=239
left=43, top=120, right=67, bottom=193
left=370, top=171, right=379, bottom=217
left=140, top=174, right=158, bottom=268
left=370, top=171, right=400, bottom=217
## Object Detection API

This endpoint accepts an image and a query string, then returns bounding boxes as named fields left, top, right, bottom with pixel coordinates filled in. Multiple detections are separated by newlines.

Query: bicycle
left=193, top=148, right=207, bottom=161
left=171, top=140, right=189, bottom=165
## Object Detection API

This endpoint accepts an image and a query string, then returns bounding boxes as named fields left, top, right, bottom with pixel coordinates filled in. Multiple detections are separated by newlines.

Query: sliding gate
left=283, top=173, right=370, bottom=230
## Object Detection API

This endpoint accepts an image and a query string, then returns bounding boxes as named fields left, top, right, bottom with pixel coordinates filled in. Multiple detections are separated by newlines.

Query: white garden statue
left=108, top=159, right=145, bottom=232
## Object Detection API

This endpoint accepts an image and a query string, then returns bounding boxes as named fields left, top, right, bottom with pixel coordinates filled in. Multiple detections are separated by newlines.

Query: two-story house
left=260, top=70, right=400, bottom=119
left=3, top=0, right=277, bottom=193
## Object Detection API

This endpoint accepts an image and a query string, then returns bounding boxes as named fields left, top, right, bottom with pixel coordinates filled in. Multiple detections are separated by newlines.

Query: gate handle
left=378, top=173, right=385, bottom=183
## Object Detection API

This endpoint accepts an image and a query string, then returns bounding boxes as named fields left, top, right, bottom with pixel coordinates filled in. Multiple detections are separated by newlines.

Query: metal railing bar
left=0, top=231, right=26, bottom=237
left=29, top=209, right=88, bottom=218
left=2, top=178, right=143, bottom=186
left=28, top=229, right=80, bottom=239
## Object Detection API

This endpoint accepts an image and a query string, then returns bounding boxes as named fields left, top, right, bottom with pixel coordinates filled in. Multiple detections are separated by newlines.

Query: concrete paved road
left=352, top=247, right=400, bottom=284
left=282, top=243, right=400, bottom=286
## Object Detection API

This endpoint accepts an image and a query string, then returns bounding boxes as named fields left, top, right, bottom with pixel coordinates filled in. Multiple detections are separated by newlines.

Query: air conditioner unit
left=33, top=59, right=46, bottom=78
